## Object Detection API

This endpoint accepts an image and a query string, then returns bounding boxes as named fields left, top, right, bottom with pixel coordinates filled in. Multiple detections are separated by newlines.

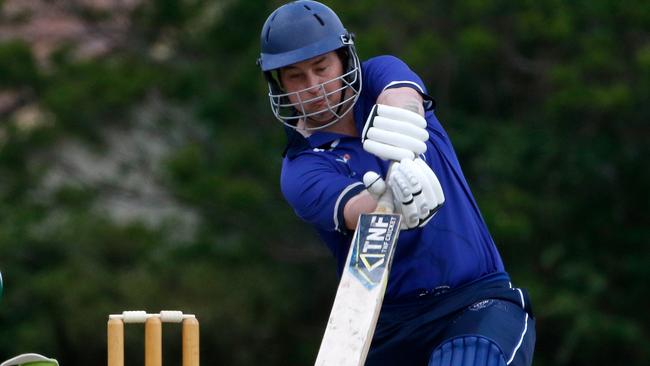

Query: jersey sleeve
left=363, top=55, right=435, bottom=110
left=281, top=154, right=365, bottom=233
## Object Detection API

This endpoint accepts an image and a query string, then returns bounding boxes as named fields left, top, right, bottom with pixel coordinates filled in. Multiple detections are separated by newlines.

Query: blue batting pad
left=429, top=335, right=506, bottom=366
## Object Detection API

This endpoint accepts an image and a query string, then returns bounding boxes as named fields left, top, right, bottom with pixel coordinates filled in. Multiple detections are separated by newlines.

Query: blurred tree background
left=0, top=0, right=648, bottom=365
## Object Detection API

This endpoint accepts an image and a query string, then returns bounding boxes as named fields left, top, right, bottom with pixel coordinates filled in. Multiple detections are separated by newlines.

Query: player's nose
left=304, top=72, right=323, bottom=93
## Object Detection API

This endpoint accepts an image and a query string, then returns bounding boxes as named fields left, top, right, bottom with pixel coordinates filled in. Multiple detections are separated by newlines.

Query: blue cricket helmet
left=258, top=0, right=351, bottom=72
left=258, top=1, right=362, bottom=130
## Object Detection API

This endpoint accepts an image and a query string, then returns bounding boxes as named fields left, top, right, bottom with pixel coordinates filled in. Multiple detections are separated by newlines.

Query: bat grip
left=375, top=162, right=396, bottom=214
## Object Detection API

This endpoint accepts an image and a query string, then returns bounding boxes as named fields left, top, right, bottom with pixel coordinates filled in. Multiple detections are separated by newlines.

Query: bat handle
left=375, top=189, right=394, bottom=213
left=375, top=162, right=396, bottom=214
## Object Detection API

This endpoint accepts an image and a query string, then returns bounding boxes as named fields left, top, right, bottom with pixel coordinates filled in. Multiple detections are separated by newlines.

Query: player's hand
left=361, top=104, right=429, bottom=161
left=363, top=158, right=444, bottom=229
left=388, top=158, right=444, bottom=229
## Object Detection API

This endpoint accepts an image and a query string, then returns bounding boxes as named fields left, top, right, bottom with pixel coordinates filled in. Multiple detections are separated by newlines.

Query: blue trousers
left=366, top=272, right=535, bottom=366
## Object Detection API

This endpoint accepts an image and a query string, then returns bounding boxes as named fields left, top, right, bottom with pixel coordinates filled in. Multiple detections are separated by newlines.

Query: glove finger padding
left=413, top=158, right=445, bottom=207
left=413, top=158, right=444, bottom=227
left=376, top=104, right=427, bottom=129
left=372, top=116, right=429, bottom=141
left=399, top=158, right=434, bottom=216
left=388, top=158, right=445, bottom=229
left=365, top=126, right=427, bottom=155
left=362, top=171, right=387, bottom=200
left=388, top=168, right=420, bottom=229
left=363, top=140, right=415, bottom=162
left=362, top=104, right=429, bottom=161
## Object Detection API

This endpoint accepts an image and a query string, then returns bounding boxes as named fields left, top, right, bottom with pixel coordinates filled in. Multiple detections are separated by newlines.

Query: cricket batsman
left=257, top=1, right=536, bottom=365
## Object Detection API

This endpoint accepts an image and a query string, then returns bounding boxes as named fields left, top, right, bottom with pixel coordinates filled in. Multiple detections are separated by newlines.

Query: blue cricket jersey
left=280, top=55, right=505, bottom=302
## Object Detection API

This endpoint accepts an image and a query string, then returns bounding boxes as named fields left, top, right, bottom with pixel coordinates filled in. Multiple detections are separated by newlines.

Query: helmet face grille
left=267, top=49, right=363, bottom=131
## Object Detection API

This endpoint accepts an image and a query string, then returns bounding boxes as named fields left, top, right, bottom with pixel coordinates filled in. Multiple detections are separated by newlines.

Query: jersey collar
left=283, top=126, right=352, bottom=159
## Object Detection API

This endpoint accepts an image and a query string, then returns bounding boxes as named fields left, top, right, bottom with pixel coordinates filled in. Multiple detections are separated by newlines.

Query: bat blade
left=315, top=212, right=401, bottom=366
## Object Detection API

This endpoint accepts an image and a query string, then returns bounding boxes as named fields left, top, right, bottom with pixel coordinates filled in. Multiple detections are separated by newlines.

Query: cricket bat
left=315, top=178, right=401, bottom=366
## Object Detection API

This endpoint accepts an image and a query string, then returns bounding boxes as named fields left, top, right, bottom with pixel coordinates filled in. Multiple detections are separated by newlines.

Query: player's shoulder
left=283, top=148, right=333, bottom=167
left=281, top=148, right=340, bottom=180
left=280, top=151, right=328, bottom=199
left=363, top=54, right=407, bottom=68
left=279, top=147, right=353, bottom=210
left=361, top=55, right=418, bottom=86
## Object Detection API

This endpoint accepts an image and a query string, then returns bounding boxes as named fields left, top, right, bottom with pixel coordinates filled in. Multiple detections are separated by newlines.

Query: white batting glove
left=362, top=171, right=387, bottom=199
left=388, top=158, right=444, bottom=229
left=362, top=158, right=444, bottom=230
left=361, top=104, right=429, bottom=161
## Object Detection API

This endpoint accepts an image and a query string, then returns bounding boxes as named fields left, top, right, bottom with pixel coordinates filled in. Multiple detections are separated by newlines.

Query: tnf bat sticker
left=349, top=214, right=400, bottom=289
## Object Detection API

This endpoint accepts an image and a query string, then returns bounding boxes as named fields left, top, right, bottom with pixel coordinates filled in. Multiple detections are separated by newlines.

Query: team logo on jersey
left=349, top=213, right=401, bottom=289
left=335, top=153, right=351, bottom=164
left=469, top=299, right=495, bottom=311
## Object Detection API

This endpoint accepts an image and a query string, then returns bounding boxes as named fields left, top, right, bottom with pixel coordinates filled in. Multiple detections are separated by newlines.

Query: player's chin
left=307, top=110, right=336, bottom=124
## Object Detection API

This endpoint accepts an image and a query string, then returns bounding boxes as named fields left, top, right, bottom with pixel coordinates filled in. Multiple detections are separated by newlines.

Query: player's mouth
left=310, top=98, right=327, bottom=109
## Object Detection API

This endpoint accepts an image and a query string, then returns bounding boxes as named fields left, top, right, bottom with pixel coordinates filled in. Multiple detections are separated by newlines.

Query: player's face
left=279, top=51, right=345, bottom=124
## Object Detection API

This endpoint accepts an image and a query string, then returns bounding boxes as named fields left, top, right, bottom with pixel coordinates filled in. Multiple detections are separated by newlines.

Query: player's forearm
left=376, top=87, right=425, bottom=116
left=343, top=191, right=378, bottom=230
